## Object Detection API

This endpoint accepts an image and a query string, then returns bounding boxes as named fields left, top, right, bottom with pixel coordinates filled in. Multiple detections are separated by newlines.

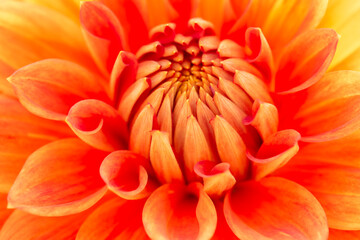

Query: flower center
left=119, top=18, right=270, bottom=183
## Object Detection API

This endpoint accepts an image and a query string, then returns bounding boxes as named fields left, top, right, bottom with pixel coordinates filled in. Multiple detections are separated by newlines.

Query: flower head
left=1, top=0, right=360, bottom=239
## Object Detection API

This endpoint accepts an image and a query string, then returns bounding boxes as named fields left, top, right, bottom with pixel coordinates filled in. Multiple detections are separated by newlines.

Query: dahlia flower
left=1, top=0, right=360, bottom=239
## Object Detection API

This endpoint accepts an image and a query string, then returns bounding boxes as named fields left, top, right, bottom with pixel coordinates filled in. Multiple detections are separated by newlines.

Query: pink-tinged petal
left=100, top=151, right=156, bottom=200
left=290, top=71, right=360, bottom=142
left=174, top=99, right=192, bottom=155
left=80, top=1, right=128, bottom=74
left=150, top=131, right=184, bottom=184
left=110, top=51, right=138, bottom=107
left=136, top=60, right=161, bottom=79
left=234, top=70, right=273, bottom=103
left=184, top=116, right=213, bottom=181
left=76, top=197, right=149, bottom=240
left=224, top=177, right=328, bottom=240
left=8, top=59, right=108, bottom=121
left=245, top=27, right=274, bottom=81
left=194, top=161, right=236, bottom=198
left=275, top=29, right=339, bottom=94
left=248, top=129, right=300, bottom=180
left=244, top=100, right=278, bottom=141
left=0, top=209, right=89, bottom=240
left=7, top=138, right=107, bottom=216
left=274, top=156, right=360, bottom=230
left=157, top=95, right=173, bottom=142
left=211, top=116, right=248, bottom=180
left=218, top=39, right=245, bottom=58
left=0, top=193, right=13, bottom=229
left=143, top=183, right=217, bottom=240
left=329, top=229, right=360, bottom=240
left=130, top=105, right=156, bottom=159
left=221, top=58, right=262, bottom=78
left=66, top=99, right=128, bottom=152
left=0, top=96, right=72, bottom=193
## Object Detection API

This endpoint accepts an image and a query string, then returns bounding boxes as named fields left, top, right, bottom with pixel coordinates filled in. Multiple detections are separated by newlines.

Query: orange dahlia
left=1, top=0, right=360, bottom=239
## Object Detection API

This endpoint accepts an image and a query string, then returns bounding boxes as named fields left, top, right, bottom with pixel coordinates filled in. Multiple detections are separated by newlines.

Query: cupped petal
left=80, top=1, right=128, bottom=74
left=100, top=150, right=156, bottom=200
left=248, top=129, right=300, bottom=180
left=289, top=71, right=360, bottom=142
left=275, top=29, right=339, bottom=94
left=0, top=209, right=89, bottom=240
left=194, top=161, right=236, bottom=198
left=143, top=183, right=217, bottom=240
left=76, top=197, right=149, bottom=240
left=8, top=59, right=108, bottom=121
left=329, top=229, right=360, bottom=240
left=0, top=95, right=71, bottom=193
left=7, top=138, right=108, bottom=216
left=224, top=177, right=328, bottom=240
left=66, top=99, right=128, bottom=152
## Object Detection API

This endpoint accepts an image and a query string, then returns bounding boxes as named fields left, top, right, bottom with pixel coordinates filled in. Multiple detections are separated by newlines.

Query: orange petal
left=142, top=183, right=217, bottom=240
left=224, top=177, right=328, bottom=240
left=110, top=51, right=138, bottom=107
left=292, top=71, right=360, bottom=142
left=329, top=229, right=360, bottom=240
left=80, top=1, right=128, bottom=74
left=275, top=29, right=339, bottom=94
left=211, top=116, right=248, bottom=180
left=194, top=161, right=236, bottom=198
left=248, top=129, right=300, bottom=180
left=66, top=99, right=128, bottom=152
left=145, top=0, right=178, bottom=29
left=211, top=200, right=238, bottom=240
left=149, top=131, right=184, bottom=184
left=218, top=39, right=245, bottom=58
left=0, top=209, right=91, bottom=240
left=8, top=59, right=108, bottom=121
left=0, top=193, right=13, bottom=229
left=193, top=0, right=225, bottom=34
left=76, top=197, right=149, bottom=240
left=244, top=100, right=278, bottom=141
left=275, top=158, right=360, bottom=230
left=0, top=60, right=15, bottom=97
left=100, top=150, right=156, bottom=200
left=0, top=96, right=71, bottom=193
left=7, top=138, right=107, bottom=216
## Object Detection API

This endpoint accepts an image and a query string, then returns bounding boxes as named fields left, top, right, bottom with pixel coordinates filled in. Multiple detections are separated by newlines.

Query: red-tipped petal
left=80, top=1, right=128, bottom=74
left=248, top=129, right=300, bottom=180
left=150, top=131, right=184, bottom=184
left=211, top=116, right=248, bottom=180
left=100, top=151, right=156, bottom=200
left=143, top=183, right=217, bottom=240
left=8, top=59, right=108, bottom=121
left=76, top=197, right=149, bottom=240
left=275, top=29, right=339, bottom=94
left=194, top=161, right=236, bottom=198
left=66, top=99, right=128, bottom=152
left=7, top=138, right=107, bottom=216
left=224, top=177, right=328, bottom=240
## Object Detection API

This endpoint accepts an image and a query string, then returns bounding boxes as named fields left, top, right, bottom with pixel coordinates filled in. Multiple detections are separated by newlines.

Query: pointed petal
left=100, top=151, right=156, bottom=200
left=80, top=1, right=128, bottom=74
left=248, top=129, right=300, bottom=180
left=8, top=59, right=108, bottom=121
left=66, top=99, right=128, bottom=152
left=143, top=183, right=217, bottom=240
left=150, top=131, right=184, bottom=184
left=275, top=29, right=339, bottom=94
left=194, top=161, right=236, bottom=198
left=211, top=116, right=248, bottom=179
left=224, top=177, right=328, bottom=240
left=76, top=197, right=149, bottom=240
left=7, top=138, right=107, bottom=216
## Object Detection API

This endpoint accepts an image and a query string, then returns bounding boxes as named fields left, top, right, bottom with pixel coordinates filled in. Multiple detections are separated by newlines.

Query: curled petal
left=224, top=177, right=328, bottom=240
left=244, top=100, right=279, bottom=141
left=248, top=129, right=300, bottom=180
left=80, top=1, right=128, bottom=74
left=8, top=59, right=108, bottom=121
left=149, top=23, right=176, bottom=44
left=143, top=183, right=217, bottom=240
left=275, top=29, right=339, bottom=94
left=100, top=151, right=156, bottom=200
left=110, top=51, right=138, bottom=107
left=7, top=138, right=107, bottom=216
left=66, top=99, right=128, bottom=152
left=150, top=131, right=184, bottom=184
left=194, top=161, right=236, bottom=198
